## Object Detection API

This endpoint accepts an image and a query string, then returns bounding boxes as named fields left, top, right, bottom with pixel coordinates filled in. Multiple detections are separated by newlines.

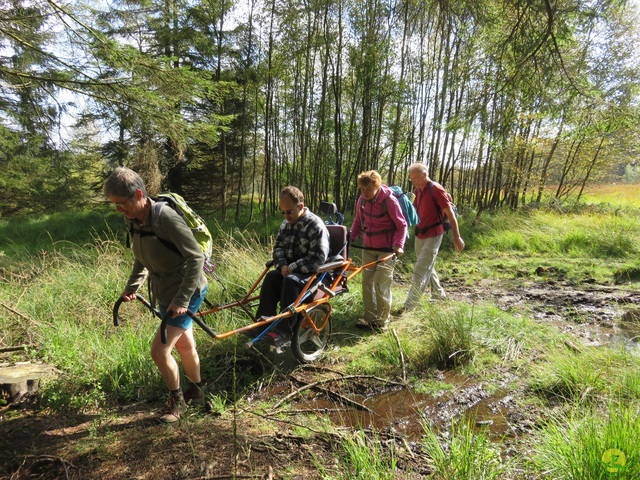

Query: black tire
left=291, top=304, right=332, bottom=363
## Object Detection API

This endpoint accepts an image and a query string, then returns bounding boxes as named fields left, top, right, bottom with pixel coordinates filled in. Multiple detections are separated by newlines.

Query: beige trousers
left=361, top=249, right=396, bottom=324
left=404, top=234, right=445, bottom=309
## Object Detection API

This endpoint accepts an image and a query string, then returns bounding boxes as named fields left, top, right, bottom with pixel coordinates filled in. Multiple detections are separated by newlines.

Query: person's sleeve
left=387, top=196, right=408, bottom=248
left=289, top=219, right=330, bottom=273
left=272, top=223, right=289, bottom=269
left=125, top=259, right=148, bottom=293
left=158, top=207, right=205, bottom=307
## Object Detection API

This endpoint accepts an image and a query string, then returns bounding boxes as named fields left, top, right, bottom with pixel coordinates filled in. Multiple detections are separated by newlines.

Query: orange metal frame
left=193, top=252, right=396, bottom=341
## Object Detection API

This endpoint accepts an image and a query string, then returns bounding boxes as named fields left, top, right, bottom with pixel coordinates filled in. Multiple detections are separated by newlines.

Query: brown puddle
left=293, top=372, right=514, bottom=442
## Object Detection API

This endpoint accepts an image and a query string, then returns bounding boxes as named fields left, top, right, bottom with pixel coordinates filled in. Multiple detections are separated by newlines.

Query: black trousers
left=256, top=270, right=311, bottom=333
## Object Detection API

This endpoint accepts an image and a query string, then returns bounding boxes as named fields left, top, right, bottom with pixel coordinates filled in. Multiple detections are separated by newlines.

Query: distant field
left=579, top=183, right=640, bottom=207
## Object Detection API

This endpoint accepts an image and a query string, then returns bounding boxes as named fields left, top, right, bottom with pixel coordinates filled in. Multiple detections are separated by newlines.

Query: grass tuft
left=328, top=430, right=397, bottom=479
left=529, top=347, right=640, bottom=405
left=531, top=403, right=640, bottom=479
left=420, top=417, right=507, bottom=479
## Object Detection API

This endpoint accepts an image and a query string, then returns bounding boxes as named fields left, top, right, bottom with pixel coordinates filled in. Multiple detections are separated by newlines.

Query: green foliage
left=532, top=404, right=640, bottom=480
left=471, top=304, right=562, bottom=368
left=417, top=304, right=475, bottom=369
left=529, top=348, right=640, bottom=405
left=327, top=431, right=397, bottom=480
left=0, top=208, right=125, bottom=258
left=472, top=209, right=640, bottom=259
left=421, top=418, right=506, bottom=480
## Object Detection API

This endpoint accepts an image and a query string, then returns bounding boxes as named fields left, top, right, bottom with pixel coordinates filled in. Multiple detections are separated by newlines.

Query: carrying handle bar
left=113, top=294, right=216, bottom=345
left=113, top=294, right=157, bottom=326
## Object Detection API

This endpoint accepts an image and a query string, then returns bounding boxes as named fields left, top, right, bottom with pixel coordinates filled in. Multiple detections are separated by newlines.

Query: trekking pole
left=113, top=295, right=217, bottom=343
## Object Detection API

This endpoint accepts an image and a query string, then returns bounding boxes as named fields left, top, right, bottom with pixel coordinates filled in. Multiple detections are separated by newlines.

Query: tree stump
left=0, top=363, right=55, bottom=403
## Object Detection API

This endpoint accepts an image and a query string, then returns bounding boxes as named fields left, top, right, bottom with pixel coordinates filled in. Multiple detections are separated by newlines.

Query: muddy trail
left=452, top=276, right=640, bottom=349
left=1, top=278, right=639, bottom=479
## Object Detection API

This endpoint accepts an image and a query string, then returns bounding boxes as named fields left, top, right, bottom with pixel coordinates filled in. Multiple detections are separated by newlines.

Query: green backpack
left=130, top=192, right=214, bottom=273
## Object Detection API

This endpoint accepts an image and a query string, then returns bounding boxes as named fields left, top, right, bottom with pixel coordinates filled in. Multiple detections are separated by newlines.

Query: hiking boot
left=184, top=382, right=206, bottom=405
left=355, top=319, right=372, bottom=329
left=370, top=321, right=389, bottom=332
left=356, top=319, right=388, bottom=332
left=159, top=393, right=187, bottom=424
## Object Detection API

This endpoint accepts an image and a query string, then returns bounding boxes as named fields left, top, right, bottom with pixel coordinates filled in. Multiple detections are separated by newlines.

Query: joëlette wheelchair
left=112, top=202, right=396, bottom=364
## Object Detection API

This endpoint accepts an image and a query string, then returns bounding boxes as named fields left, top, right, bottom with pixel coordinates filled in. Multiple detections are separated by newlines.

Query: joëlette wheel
left=291, top=303, right=332, bottom=363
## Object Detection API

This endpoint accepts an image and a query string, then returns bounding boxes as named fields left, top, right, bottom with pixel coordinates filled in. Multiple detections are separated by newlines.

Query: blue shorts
left=159, top=285, right=208, bottom=330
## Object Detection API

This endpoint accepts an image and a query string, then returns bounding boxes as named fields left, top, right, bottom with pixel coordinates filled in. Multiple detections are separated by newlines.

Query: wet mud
left=453, top=278, right=640, bottom=349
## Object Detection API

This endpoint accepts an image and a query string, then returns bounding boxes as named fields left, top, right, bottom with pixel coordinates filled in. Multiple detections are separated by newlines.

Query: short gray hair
left=104, top=167, right=147, bottom=198
left=408, top=163, right=428, bottom=175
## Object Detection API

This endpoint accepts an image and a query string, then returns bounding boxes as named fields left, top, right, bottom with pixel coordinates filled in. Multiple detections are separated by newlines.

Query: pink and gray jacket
left=350, top=184, right=407, bottom=251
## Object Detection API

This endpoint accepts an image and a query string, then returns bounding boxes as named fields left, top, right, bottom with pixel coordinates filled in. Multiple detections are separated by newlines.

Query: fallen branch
left=0, top=345, right=32, bottom=353
left=294, top=364, right=347, bottom=377
left=563, top=339, right=582, bottom=353
left=272, top=374, right=397, bottom=412
left=241, top=408, right=343, bottom=440
left=274, top=407, right=351, bottom=415
left=311, top=385, right=376, bottom=415
left=187, top=474, right=267, bottom=479
left=0, top=302, right=33, bottom=322
left=23, top=455, right=76, bottom=480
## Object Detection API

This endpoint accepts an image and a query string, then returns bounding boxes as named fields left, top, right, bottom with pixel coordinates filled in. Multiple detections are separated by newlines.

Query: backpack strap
left=128, top=202, right=184, bottom=257
left=358, top=196, right=394, bottom=239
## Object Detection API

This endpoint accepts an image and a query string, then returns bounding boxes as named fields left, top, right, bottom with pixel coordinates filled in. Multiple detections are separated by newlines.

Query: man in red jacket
left=403, top=163, right=464, bottom=310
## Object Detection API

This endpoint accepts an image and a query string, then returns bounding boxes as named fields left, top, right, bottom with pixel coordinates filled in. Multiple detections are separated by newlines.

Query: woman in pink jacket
left=350, top=170, right=407, bottom=330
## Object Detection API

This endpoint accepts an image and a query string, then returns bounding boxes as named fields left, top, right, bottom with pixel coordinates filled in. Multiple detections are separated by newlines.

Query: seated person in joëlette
left=255, top=185, right=330, bottom=345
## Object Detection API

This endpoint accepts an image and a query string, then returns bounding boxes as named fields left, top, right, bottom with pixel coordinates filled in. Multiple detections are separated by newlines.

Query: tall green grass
left=579, top=184, right=640, bottom=208
left=472, top=209, right=639, bottom=259
left=321, top=430, right=397, bottom=479
left=529, top=347, right=640, bottom=405
left=421, top=418, right=507, bottom=479
left=531, top=403, right=640, bottom=479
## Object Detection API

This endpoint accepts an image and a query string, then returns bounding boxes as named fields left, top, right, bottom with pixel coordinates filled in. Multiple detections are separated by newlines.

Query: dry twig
left=272, top=374, right=396, bottom=412
left=0, top=302, right=33, bottom=322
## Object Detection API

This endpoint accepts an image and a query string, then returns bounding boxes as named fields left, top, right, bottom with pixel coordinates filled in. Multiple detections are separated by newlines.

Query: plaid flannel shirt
left=273, top=208, right=330, bottom=273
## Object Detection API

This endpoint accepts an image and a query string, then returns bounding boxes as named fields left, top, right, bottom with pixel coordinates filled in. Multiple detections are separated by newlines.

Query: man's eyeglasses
left=111, top=196, right=133, bottom=208
left=280, top=206, right=299, bottom=215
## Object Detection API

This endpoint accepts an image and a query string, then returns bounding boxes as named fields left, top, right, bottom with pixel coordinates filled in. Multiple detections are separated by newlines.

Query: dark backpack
left=429, top=183, right=458, bottom=232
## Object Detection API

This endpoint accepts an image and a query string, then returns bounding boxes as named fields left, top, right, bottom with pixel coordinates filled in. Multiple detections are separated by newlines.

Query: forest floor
left=1, top=273, right=639, bottom=480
